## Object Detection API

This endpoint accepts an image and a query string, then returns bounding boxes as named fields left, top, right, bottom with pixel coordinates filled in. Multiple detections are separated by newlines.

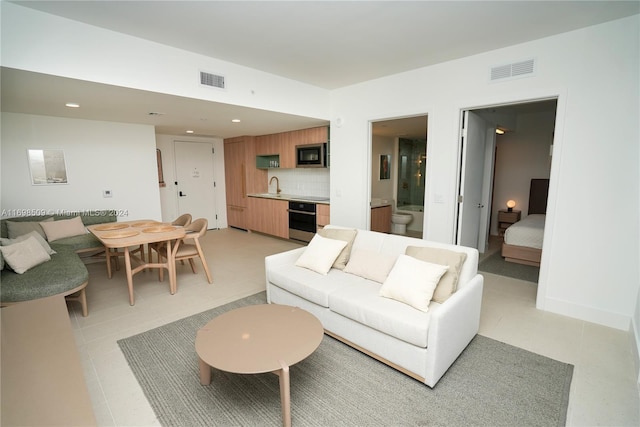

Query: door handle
left=179, top=191, right=187, bottom=197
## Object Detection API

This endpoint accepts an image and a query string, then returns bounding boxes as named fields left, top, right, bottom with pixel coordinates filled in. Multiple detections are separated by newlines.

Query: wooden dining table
left=87, top=220, right=185, bottom=305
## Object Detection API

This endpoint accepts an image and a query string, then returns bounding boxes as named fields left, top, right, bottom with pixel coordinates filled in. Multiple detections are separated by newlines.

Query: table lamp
left=506, top=200, right=516, bottom=212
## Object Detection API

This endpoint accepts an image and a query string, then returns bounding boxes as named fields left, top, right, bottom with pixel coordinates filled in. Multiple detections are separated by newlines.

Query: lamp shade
left=506, top=200, right=516, bottom=211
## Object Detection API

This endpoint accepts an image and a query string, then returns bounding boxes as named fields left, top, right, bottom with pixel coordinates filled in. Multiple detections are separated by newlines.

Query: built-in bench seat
left=0, top=212, right=117, bottom=316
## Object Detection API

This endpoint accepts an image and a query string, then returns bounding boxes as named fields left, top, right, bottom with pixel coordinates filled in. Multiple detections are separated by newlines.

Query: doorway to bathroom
left=370, top=115, right=428, bottom=238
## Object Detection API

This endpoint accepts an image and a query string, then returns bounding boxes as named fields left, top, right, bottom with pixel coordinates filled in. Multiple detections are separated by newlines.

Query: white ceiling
left=2, top=1, right=638, bottom=138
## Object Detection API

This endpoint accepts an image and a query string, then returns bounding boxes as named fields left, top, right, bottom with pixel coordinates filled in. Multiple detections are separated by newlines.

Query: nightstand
left=498, top=209, right=521, bottom=235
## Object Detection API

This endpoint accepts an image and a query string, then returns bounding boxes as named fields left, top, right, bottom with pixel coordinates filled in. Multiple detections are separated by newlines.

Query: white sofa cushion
left=379, top=254, right=448, bottom=312
left=268, top=264, right=366, bottom=307
left=328, top=279, right=432, bottom=348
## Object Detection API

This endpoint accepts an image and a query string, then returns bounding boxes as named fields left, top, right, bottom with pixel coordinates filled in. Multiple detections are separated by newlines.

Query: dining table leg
left=166, top=240, right=176, bottom=295
left=124, top=246, right=135, bottom=306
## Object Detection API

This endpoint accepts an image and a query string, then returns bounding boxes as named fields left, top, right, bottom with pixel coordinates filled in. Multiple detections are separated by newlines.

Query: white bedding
left=504, top=214, right=545, bottom=249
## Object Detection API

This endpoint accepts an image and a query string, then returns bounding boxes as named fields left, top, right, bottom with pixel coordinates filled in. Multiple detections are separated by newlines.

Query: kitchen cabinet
left=371, top=205, right=391, bottom=233
left=317, top=204, right=330, bottom=230
left=253, top=126, right=329, bottom=169
left=248, top=197, right=289, bottom=239
left=224, top=136, right=266, bottom=230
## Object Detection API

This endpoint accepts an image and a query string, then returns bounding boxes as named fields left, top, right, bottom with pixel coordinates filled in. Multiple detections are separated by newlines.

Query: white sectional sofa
left=265, top=225, right=484, bottom=387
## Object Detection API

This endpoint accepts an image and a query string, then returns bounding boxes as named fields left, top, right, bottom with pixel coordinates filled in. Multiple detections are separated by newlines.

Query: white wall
left=330, top=16, right=639, bottom=330
left=1, top=113, right=161, bottom=221
left=155, top=135, right=226, bottom=227
left=491, top=111, right=554, bottom=235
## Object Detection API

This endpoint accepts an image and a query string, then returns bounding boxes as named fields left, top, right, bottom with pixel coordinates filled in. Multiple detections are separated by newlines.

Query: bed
left=501, top=179, right=549, bottom=267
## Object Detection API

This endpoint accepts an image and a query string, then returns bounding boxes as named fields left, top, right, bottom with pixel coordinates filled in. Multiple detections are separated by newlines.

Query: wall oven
left=288, top=201, right=316, bottom=243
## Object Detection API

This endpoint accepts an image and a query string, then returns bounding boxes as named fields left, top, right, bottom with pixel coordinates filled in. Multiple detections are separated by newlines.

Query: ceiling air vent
left=200, top=71, right=225, bottom=89
left=490, top=59, right=535, bottom=82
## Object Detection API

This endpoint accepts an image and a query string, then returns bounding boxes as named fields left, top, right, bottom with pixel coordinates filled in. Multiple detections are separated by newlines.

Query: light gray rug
left=118, top=292, right=572, bottom=426
left=479, top=251, right=540, bottom=283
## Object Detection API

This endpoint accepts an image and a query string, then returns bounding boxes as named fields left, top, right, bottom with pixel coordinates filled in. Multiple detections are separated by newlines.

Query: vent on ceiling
left=490, top=59, right=535, bottom=82
left=200, top=71, right=226, bottom=89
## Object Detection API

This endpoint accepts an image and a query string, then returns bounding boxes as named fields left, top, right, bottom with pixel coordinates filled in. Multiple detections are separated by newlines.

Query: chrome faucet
left=269, top=176, right=281, bottom=194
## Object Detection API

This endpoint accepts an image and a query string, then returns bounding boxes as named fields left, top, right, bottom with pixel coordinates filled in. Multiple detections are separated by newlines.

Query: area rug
left=118, top=292, right=573, bottom=426
left=479, top=250, right=540, bottom=283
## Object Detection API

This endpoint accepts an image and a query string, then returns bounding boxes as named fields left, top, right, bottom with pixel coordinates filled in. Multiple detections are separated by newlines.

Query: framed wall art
left=379, top=154, right=391, bottom=180
left=28, top=149, right=68, bottom=185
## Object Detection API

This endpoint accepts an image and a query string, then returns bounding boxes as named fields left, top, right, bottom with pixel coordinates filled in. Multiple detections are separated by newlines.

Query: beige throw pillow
left=40, top=216, right=86, bottom=242
left=343, top=249, right=397, bottom=283
left=0, top=230, right=57, bottom=255
left=317, top=228, right=357, bottom=270
left=379, top=254, right=449, bottom=312
left=6, top=217, right=53, bottom=239
left=405, top=246, right=467, bottom=303
left=0, top=236, right=51, bottom=274
left=295, top=233, right=348, bottom=275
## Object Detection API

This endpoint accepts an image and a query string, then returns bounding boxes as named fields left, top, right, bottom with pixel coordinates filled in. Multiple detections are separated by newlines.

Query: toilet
left=391, top=212, right=413, bottom=235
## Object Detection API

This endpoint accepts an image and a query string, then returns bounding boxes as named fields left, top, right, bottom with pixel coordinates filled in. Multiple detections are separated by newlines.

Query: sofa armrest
left=265, top=247, right=306, bottom=302
left=424, top=273, right=484, bottom=387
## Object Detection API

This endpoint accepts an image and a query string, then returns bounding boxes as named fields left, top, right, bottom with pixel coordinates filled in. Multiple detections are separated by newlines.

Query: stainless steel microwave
left=296, top=143, right=327, bottom=168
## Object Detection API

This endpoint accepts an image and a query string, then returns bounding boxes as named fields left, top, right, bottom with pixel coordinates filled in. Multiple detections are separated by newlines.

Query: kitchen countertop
left=248, top=193, right=330, bottom=204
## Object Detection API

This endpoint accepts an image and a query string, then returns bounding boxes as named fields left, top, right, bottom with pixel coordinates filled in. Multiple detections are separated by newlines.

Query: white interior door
left=456, top=111, right=489, bottom=249
left=174, top=141, right=217, bottom=228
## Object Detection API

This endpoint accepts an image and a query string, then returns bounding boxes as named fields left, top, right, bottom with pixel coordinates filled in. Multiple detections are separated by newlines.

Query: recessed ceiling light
left=495, top=128, right=505, bottom=135
left=65, top=102, right=80, bottom=108
left=231, top=119, right=241, bottom=123
left=186, top=130, right=194, bottom=134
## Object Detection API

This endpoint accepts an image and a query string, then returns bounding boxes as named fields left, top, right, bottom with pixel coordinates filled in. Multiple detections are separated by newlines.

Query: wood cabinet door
left=224, top=140, right=246, bottom=207
left=316, top=204, right=330, bottom=228
left=371, top=205, right=391, bottom=233
left=226, top=204, right=247, bottom=230
left=248, top=197, right=289, bottom=239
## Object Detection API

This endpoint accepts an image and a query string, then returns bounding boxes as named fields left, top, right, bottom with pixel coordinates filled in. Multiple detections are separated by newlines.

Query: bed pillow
left=344, top=249, right=397, bottom=283
left=405, top=246, right=467, bottom=303
left=295, top=233, right=348, bottom=275
left=0, top=230, right=57, bottom=255
left=0, top=236, right=51, bottom=274
left=6, top=217, right=53, bottom=239
left=317, top=228, right=358, bottom=270
left=379, top=254, right=449, bottom=312
left=40, top=216, right=86, bottom=242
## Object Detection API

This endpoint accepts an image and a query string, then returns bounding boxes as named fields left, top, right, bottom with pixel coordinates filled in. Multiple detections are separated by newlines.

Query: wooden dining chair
left=158, top=218, right=213, bottom=285
left=148, top=213, right=192, bottom=263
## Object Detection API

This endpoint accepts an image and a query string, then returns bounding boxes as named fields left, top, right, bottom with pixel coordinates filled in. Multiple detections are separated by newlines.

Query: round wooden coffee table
left=195, top=303, right=324, bottom=427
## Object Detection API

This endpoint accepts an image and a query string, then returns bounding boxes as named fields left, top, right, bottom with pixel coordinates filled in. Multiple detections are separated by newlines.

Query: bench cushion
left=0, top=244, right=88, bottom=303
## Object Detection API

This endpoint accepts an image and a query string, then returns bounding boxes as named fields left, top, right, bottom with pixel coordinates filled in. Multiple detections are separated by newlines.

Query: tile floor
left=68, top=228, right=640, bottom=426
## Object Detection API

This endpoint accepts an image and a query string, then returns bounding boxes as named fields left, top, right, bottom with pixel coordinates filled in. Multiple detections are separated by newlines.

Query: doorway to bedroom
left=456, top=99, right=557, bottom=284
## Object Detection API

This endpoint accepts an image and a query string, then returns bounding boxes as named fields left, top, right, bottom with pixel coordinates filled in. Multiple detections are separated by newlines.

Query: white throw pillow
left=343, top=249, right=397, bottom=283
left=0, top=236, right=51, bottom=274
left=1, top=230, right=57, bottom=255
left=379, top=254, right=449, bottom=312
left=295, top=233, right=348, bottom=275
left=40, top=216, right=86, bottom=242
left=317, top=228, right=358, bottom=270
left=405, top=246, right=467, bottom=303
